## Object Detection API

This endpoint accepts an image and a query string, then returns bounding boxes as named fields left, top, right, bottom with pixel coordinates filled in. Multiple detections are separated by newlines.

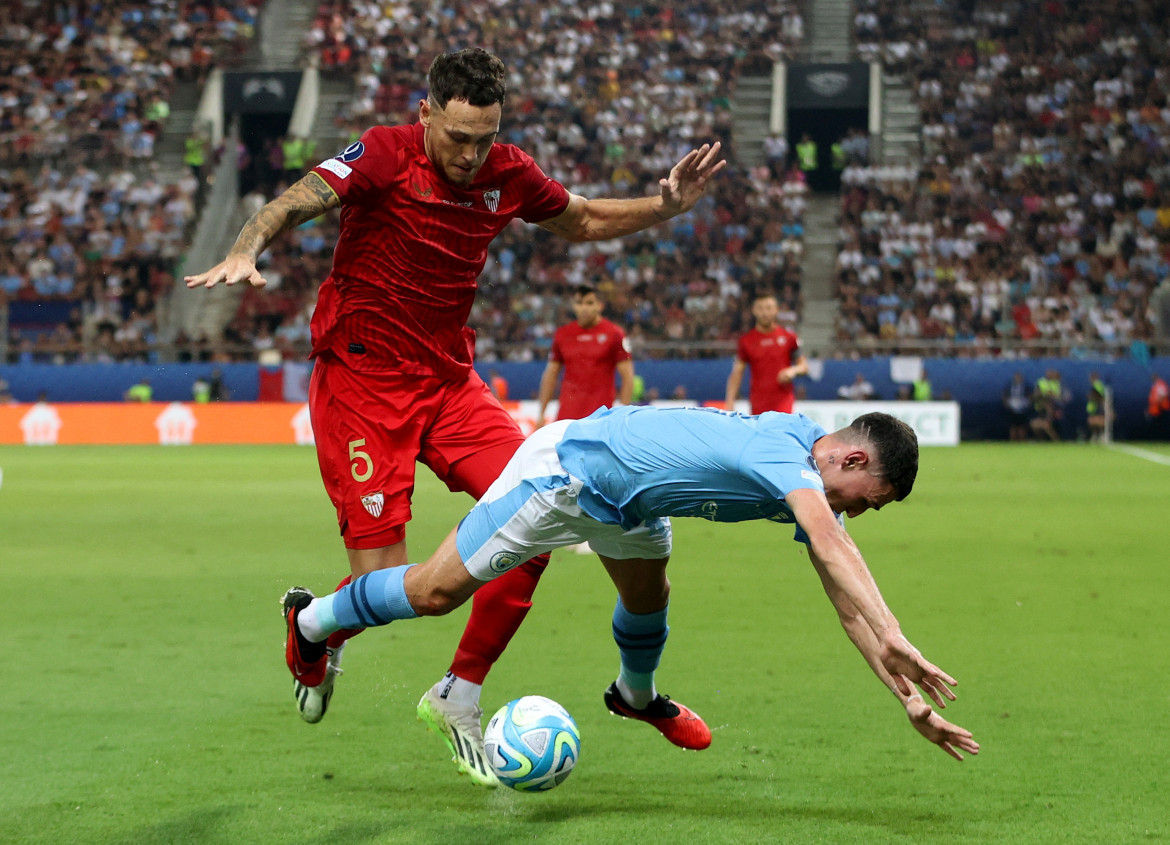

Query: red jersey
left=736, top=326, right=802, bottom=414
left=549, top=318, right=632, bottom=420
left=309, top=123, right=570, bottom=378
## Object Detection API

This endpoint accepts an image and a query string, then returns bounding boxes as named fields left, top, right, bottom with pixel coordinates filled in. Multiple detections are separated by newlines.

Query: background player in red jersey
left=184, top=48, right=725, bottom=787
left=725, top=291, right=809, bottom=414
left=536, top=283, right=635, bottom=426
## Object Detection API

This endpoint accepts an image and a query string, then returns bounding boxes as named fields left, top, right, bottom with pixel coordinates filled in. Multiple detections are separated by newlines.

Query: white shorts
left=455, top=420, right=673, bottom=581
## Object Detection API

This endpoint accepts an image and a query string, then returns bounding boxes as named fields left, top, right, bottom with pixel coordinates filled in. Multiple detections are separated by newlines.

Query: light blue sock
left=317, top=565, right=419, bottom=633
left=612, top=598, right=668, bottom=708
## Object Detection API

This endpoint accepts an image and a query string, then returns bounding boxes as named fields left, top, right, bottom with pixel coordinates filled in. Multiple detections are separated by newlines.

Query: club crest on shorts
left=489, top=551, right=521, bottom=573
left=360, top=491, right=384, bottom=518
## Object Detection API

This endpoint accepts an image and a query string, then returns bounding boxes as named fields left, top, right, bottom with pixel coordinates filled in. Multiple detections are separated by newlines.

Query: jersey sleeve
left=792, top=511, right=844, bottom=545
left=736, top=333, right=751, bottom=363
left=549, top=328, right=566, bottom=363
left=311, top=127, right=402, bottom=204
left=513, top=156, right=571, bottom=223
left=611, top=326, right=632, bottom=363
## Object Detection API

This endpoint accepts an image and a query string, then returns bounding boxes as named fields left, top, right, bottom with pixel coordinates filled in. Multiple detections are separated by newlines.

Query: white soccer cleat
left=416, top=687, right=499, bottom=788
left=294, top=648, right=342, bottom=724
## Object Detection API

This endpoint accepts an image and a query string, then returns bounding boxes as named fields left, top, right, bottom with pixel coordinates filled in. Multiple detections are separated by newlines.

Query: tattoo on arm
left=228, top=173, right=339, bottom=260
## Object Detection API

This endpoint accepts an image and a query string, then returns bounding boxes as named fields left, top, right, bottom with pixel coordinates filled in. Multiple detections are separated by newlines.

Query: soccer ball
left=484, top=695, right=581, bottom=791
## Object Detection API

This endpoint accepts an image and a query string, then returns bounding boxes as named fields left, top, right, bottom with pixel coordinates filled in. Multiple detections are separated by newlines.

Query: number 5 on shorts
left=349, top=438, right=374, bottom=482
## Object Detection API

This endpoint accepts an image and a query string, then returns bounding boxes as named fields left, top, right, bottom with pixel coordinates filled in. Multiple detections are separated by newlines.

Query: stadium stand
left=16, top=0, right=1168, bottom=365
left=839, top=0, right=1168, bottom=359
left=5, top=0, right=814, bottom=363
left=0, top=0, right=262, bottom=363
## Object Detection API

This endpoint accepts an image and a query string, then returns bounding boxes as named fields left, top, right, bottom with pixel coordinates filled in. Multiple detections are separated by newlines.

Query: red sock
left=326, top=574, right=364, bottom=648
left=449, top=555, right=550, bottom=684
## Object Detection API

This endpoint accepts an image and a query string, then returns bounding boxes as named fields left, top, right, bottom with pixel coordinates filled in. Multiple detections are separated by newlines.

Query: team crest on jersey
left=360, top=491, right=384, bottom=518
left=483, top=188, right=501, bottom=212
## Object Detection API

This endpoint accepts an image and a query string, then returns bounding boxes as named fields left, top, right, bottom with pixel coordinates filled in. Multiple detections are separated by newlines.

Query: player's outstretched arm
left=535, top=142, right=725, bottom=243
left=789, top=488, right=959, bottom=706
left=805, top=544, right=979, bottom=760
left=184, top=173, right=339, bottom=289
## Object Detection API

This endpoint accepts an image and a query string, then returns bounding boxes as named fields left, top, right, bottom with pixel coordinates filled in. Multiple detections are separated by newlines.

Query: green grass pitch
left=0, top=443, right=1166, bottom=844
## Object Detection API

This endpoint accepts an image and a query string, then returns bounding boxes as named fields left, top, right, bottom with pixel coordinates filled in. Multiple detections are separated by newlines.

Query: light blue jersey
left=557, top=406, right=829, bottom=538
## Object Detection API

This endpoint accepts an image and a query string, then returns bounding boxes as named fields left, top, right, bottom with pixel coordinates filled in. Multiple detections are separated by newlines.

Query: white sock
left=326, top=640, right=345, bottom=671
left=297, top=598, right=330, bottom=643
left=616, top=675, right=656, bottom=710
left=434, top=671, right=483, bottom=708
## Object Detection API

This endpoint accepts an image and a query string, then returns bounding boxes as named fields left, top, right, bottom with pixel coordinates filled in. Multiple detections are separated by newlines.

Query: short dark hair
left=427, top=49, right=507, bottom=109
left=848, top=412, right=918, bottom=501
left=572, top=283, right=598, bottom=299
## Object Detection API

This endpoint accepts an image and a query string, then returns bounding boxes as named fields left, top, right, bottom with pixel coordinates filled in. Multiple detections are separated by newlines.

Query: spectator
left=1086, top=372, right=1108, bottom=443
left=838, top=373, right=876, bottom=401
left=1030, top=369, right=1069, bottom=442
left=192, top=375, right=211, bottom=404
left=1002, top=372, right=1032, bottom=442
left=124, top=377, right=152, bottom=402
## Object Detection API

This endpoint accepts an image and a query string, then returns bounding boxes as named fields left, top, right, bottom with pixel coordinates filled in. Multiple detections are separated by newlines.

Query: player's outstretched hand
left=184, top=255, right=267, bottom=289
left=904, top=692, right=980, bottom=761
left=659, top=141, right=726, bottom=217
left=879, top=630, right=958, bottom=708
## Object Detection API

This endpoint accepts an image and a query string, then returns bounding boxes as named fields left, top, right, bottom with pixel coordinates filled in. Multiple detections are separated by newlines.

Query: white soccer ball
left=484, top=695, right=581, bottom=791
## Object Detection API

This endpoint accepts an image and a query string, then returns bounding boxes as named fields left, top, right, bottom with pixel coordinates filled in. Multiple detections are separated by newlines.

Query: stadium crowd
left=0, top=0, right=264, bottom=362
left=839, top=0, right=1169, bottom=358
left=2, top=162, right=198, bottom=364
left=9, top=0, right=1170, bottom=365
left=0, top=0, right=260, bottom=167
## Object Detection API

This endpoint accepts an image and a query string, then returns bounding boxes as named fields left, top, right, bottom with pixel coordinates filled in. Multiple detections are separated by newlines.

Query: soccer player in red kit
left=537, top=283, right=634, bottom=425
left=725, top=291, right=809, bottom=414
left=184, top=49, right=725, bottom=787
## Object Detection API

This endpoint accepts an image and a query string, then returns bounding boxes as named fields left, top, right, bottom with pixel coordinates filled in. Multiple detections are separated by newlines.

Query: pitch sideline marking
left=1104, top=443, right=1170, bottom=467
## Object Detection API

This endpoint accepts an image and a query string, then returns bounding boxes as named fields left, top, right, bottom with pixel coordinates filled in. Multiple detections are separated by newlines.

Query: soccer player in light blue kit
left=284, top=407, right=979, bottom=776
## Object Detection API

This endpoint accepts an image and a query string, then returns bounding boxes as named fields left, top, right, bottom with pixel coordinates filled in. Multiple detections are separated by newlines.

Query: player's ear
left=841, top=448, right=869, bottom=469
left=419, top=99, right=432, bottom=125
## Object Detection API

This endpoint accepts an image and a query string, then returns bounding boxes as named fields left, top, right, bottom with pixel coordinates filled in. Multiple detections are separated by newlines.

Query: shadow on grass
left=519, top=787, right=959, bottom=829
left=110, top=808, right=244, bottom=845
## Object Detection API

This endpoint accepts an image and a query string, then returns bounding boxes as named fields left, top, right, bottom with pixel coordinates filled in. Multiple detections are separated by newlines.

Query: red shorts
left=309, top=357, right=526, bottom=549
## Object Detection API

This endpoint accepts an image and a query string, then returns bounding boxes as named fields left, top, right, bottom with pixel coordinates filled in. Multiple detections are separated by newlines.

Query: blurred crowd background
left=3, top=0, right=1169, bottom=367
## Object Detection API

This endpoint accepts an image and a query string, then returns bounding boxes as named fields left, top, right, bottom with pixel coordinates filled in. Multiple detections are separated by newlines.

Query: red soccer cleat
left=282, top=587, right=327, bottom=687
left=604, top=682, right=712, bottom=750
